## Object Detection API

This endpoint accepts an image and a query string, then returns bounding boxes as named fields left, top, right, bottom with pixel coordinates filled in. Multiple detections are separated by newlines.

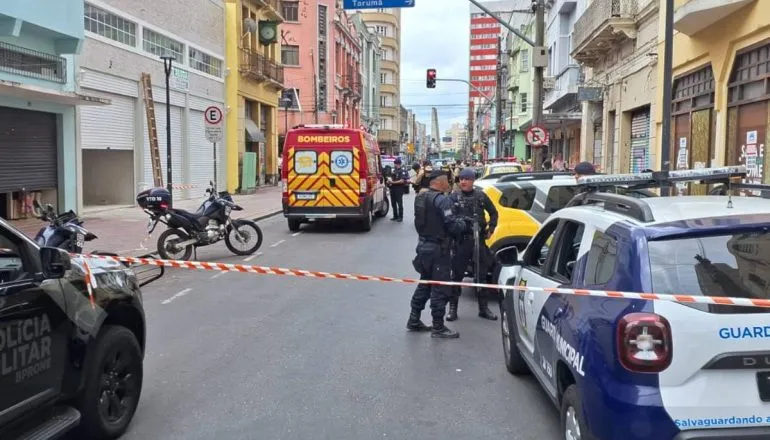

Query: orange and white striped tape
left=77, top=253, right=770, bottom=309
left=171, top=184, right=200, bottom=190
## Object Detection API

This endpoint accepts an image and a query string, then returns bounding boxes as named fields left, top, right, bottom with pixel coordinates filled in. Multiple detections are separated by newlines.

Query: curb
left=252, top=210, right=283, bottom=222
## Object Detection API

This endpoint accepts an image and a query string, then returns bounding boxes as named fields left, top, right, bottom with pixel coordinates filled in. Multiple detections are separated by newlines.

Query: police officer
left=407, top=170, right=469, bottom=339
left=447, top=167, right=499, bottom=321
left=388, top=158, right=410, bottom=222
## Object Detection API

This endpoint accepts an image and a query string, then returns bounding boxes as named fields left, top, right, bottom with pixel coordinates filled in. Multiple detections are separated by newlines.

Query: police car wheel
left=560, top=385, right=587, bottom=440
left=76, top=325, right=143, bottom=439
left=501, top=294, right=530, bottom=375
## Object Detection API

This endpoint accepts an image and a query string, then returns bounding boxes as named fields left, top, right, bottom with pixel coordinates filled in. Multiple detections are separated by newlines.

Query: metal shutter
left=0, top=107, right=57, bottom=193
left=630, top=109, right=650, bottom=173
left=143, top=103, right=183, bottom=190
left=80, top=92, right=135, bottom=150
left=188, top=110, right=215, bottom=190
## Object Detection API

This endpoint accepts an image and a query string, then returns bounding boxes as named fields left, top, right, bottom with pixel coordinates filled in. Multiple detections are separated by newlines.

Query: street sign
left=170, top=67, right=189, bottom=91
left=525, top=125, right=549, bottom=147
left=343, top=0, right=415, bottom=10
left=204, top=105, right=224, bottom=143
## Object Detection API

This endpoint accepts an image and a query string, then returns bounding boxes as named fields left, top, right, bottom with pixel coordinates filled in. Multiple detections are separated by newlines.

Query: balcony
left=379, top=105, right=398, bottom=117
left=508, top=76, right=520, bottom=91
left=571, top=0, right=639, bottom=67
left=245, top=0, right=284, bottom=22
left=380, top=82, right=397, bottom=95
left=240, top=49, right=284, bottom=88
left=674, top=0, right=755, bottom=36
left=544, top=65, right=581, bottom=110
left=380, top=59, right=399, bottom=72
left=0, top=41, right=67, bottom=83
left=378, top=129, right=401, bottom=143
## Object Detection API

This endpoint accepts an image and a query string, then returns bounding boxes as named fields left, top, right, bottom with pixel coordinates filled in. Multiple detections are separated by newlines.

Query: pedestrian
left=447, top=168, right=499, bottom=321
left=408, top=170, right=469, bottom=339
left=416, top=160, right=434, bottom=193
left=573, top=161, right=596, bottom=180
left=388, top=158, right=409, bottom=222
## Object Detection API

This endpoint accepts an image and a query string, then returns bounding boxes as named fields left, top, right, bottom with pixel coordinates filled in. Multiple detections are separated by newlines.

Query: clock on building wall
left=259, top=21, right=278, bottom=45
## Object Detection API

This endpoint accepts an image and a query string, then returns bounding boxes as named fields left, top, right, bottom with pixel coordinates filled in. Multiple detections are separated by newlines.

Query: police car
left=495, top=166, right=770, bottom=440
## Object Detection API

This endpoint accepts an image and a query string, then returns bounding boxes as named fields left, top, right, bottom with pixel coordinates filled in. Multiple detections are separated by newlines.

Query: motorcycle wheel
left=157, top=229, right=193, bottom=261
left=225, top=220, right=263, bottom=255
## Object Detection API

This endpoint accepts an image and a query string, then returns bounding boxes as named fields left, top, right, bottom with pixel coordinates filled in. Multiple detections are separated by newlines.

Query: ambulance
left=281, top=124, right=389, bottom=232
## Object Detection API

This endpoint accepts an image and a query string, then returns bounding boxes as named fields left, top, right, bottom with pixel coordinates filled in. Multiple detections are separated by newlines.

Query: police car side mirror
left=40, top=247, right=71, bottom=279
left=495, top=246, right=519, bottom=267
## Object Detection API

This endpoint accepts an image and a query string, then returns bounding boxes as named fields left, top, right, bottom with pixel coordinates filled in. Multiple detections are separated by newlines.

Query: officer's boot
left=431, top=320, right=459, bottom=339
left=446, top=298, right=459, bottom=321
left=406, top=310, right=431, bottom=332
left=478, top=297, right=498, bottom=321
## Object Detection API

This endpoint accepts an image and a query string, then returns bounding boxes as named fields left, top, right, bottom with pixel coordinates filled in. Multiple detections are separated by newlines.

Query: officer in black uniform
left=408, top=170, right=470, bottom=339
left=388, top=158, right=410, bottom=222
left=447, top=167, right=499, bottom=321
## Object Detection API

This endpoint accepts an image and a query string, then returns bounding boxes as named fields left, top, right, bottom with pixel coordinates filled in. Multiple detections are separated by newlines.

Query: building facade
left=0, top=0, right=94, bottom=218
left=77, top=0, right=225, bottom=209
left=506, top=18, right=535, bottom=161
left=225, top=0, right=284, bottom=193
left=332, top=8, right=362, bottom=128
left=352, top=13, right=381, bottom=135
left=444, top=122, right=469, bottom=155
left=654, top=0, right=768, bottom=187
left=573, top=0, right=658, bottom=174
left=359, top=8, right=401, bottom=154
left=541, top=0, right=586, bottom=168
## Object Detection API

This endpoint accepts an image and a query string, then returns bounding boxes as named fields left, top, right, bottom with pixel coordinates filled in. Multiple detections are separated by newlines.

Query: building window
left=84, top=3, right=137, bottom=47
left=143, top=28, right=184, bottom=63
left=375, top=25, right=387, bottom=36
left=520, top=93, right=527, bottom=113
left=520, top=49, right=529, bottom=72
left=281, top=45, right=300, bottom=66
left=281, top=1, right=299, bottom=21
left=189, top=47, right=222, bottom=77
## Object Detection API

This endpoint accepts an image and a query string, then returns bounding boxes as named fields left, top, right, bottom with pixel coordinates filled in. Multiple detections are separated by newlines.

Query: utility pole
left=532, top=0, right=546, bottom=171
left=660, top=0, right=675, bottom=195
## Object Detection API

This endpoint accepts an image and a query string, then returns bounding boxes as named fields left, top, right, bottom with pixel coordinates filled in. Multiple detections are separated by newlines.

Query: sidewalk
left=11, top=186, right=283, bottom=255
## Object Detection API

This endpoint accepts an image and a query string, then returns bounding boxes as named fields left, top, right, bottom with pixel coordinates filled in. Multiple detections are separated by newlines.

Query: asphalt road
left=118, top=193, right=561, bottom=440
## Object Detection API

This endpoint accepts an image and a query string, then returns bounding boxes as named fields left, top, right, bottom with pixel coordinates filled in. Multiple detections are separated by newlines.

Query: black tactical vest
left=457, top=189, right=487, bottom=228
left=414, top=191, right=444, bottom=241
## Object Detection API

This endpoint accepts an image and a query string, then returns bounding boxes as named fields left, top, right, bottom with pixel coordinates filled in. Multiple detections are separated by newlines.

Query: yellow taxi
left=478, top=162, right=524, bottom=182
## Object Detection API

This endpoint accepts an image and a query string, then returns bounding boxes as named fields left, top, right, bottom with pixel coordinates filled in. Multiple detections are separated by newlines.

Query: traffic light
left=426, top=69, right=437, bottom=88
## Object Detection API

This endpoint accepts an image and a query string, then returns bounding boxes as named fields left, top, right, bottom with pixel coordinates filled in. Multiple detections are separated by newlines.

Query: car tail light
left=360, top=179, right=367, bottom=194
left=617, top=313, right=672, bottom=373
left=160, top=202, right=169, bottom=210
left=281, top=180, right=288, bottom=196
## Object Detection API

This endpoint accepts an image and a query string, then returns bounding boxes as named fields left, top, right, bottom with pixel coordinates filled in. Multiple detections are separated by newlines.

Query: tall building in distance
left=359, top=7, right=401, bottom=154
left=469, top=0, right=530, bottom=158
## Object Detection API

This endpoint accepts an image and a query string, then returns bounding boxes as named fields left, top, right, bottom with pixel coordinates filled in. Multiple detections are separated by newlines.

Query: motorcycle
left=138, top=181, right=263, bottom=261
left=32, top=201, right=97, bottom=253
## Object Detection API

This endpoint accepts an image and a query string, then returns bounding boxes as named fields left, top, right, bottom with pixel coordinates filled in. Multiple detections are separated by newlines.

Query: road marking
left=269, top=239, right=286, bottom=248
left=161, top=288, right=192, bottom=305
left=243, top=252, right=263, bottom=262
left=292, top=231, right=302, bottom=237
left=211, top=271, right=228, bottom=279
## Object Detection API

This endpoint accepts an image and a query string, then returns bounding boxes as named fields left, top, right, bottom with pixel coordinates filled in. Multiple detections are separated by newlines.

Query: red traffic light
left=426, top=69, right=437, bottom=88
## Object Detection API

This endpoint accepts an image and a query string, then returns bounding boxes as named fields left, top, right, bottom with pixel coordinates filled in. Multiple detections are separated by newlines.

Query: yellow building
left=654, top=0, right=770, bottom=183
left=224, top=0, right=284, bottom=193
left=358, top=8, right=401, bottom=154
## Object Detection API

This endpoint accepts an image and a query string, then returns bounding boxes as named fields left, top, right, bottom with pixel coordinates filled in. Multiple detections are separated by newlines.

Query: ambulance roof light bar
left=295, top=124, right=345, bottom=130
left=576, top=166, right=748, bottom=189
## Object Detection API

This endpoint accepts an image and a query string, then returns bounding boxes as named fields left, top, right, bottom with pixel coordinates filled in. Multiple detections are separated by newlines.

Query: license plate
left=757, top=372, right=770, bottom=402
left=295, top=192, right=316, bottom=200
left=76, top=233, right=85, bottom=248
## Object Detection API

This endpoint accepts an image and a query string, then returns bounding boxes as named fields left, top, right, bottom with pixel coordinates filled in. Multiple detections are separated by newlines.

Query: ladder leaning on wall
left=140, top=73, right=164, bottom=188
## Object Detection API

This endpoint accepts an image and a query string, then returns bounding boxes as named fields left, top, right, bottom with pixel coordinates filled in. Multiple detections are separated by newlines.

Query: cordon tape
left=75, top=253, right=770, bottom=309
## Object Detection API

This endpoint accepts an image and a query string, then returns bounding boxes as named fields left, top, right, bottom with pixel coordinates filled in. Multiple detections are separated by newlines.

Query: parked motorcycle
left=32, top=201, right=97, bottom=253
left=138, top=181, right=263, bottom=260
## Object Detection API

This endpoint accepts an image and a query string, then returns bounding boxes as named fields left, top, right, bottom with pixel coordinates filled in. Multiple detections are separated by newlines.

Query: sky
left=400, top=0, right=471, bottom=139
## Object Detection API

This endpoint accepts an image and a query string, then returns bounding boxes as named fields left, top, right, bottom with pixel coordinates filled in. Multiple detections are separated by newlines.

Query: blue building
left=0, top=0, right=106, bottom=218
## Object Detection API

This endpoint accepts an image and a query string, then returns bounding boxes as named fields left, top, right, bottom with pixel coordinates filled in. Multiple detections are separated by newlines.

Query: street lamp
left=160, top=55, right=174, bottom=206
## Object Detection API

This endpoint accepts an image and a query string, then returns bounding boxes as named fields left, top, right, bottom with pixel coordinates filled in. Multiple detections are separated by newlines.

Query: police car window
left=0, top=230, right=27, bottom=286
left=499, top=186, right=536, bottom=210
left=524, top=219, right=560, bottom=271
left=293, top=150, right=317, bottom=175
left=330, top=150, right=353, bottom=175
left=544, top=186, right=578, bottom=213
left=648, top=231, right=770, bottom=303
left=584, top=231, right=618, bottom=285
left=550, top=221, right=585, bottom=283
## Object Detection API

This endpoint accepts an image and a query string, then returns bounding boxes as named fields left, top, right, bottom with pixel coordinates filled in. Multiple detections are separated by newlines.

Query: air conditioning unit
left=543, top=76, right=556, bottom=89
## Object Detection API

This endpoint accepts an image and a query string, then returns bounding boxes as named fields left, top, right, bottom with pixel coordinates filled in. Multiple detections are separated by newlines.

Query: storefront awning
left=0, top=79, right=110, bottom=106
left=520, top=113, right=582, bottom=130
left=244, top=119, right=265, bottom=142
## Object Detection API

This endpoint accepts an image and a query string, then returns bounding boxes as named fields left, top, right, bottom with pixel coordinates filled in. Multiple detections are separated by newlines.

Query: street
left=113, top=194, right=560, bottom=440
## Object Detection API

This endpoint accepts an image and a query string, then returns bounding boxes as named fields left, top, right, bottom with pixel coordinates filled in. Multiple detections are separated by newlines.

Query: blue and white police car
left=495, top=166, right=770, bottom=440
